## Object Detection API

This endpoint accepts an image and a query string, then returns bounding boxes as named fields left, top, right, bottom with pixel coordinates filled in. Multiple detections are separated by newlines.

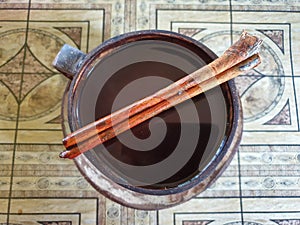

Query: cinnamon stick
left=60, top=32, right=262, bottom=159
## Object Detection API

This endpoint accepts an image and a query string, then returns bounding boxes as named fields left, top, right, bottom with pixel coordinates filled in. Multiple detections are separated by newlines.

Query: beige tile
left=151, top=6, right=231, bottom=32
left=0, top=8, right=28, bottom=64
left=11, top=144, right=93, bottom=198
left=29, top=6, right=107, bottom=50
left=11, top=176, right=93, bottom=191
left=0, top=214, right=8, bottom=225
left=9, top=198, right=97, bottom=225
left=0, top=9, right=28, bottom=131
left=0, top=176, right=11, bottom=193
left=158, top=197, right=242, bottom=224
left=105, top=199, right=122, bottom=225
left=106, top=202, right=156, bottom=225
left=196, top=153, right=240, bottom=198
left=144, top=4, right=232, bottom=64
left=295, top=77, right=300, bottom=126
left=231, top=1, right=300, bottom=9
left=9, top=214, right=80, bottom=225
left=14, top=150, right=69, bottom=166
left=17, top=75, right=67, bottom=131
left=0, top=131, right=15, bottom=143
left=29, top=1, right=128, bottom=39
left=16, top=130, right=63, bottom=144
left=242, top=132, right=300, bottom=145
left=230, top=10, right=300, bottom=145
left=231, top=10, right=300, bottom=75
left=0, top=144, right=13, bottom=198
left=135, top=0, right=230, bottom=30
left=134, top=210, right=157, bottom=225
left=0, top=200, right=7, bottom=225
left=239, top=145, right=300, bottom=197
left=0, top=144, right=14, bottom=166
left=0, top=1, right=28, bottom=3
left=243, top=197, right=300, bottom=212
left=241, top=77, right=298, bottom=132
left=14, top=3, right=116, bottom=137
left=242, top=214, right=300, bottom=224
left=14, top=5, right=109, bottom=135
left=0, top=5, right=29, bottom=17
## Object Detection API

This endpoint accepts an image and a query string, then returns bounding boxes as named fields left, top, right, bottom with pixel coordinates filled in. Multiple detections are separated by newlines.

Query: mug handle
left=52, top=44, right=86, bottom=80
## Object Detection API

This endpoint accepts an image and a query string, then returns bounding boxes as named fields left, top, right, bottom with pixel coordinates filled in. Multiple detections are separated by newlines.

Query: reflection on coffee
left=78, top=41, right=228, bottom=189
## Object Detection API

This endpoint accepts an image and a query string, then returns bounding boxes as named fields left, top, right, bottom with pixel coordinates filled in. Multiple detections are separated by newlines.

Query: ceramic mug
left=53, top=30, right=242, bottom=210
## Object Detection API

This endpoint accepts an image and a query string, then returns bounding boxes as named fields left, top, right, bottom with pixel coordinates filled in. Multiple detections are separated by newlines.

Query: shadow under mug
left=54, top=30, right=243, bottom=210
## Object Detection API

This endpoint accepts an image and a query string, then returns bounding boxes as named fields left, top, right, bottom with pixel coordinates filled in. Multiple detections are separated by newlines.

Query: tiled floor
left=0, top=0, right=300, bottom=224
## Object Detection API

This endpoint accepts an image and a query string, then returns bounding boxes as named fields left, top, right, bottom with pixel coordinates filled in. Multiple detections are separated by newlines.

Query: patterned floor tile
left=134, top=209, right=157, bottom=225
left=0, top=5, right=30, bottom=206
left=11, top=4, right=109, bottom=143
left=231, top=9, right=300, bottom=145
left=0, top=199, right=8, bottom=217
left=29, top=3, right=110, bottom=50
left=157, top=197, right=243, bottom=225
left=0, top=2, right=29, bottom=8
left=239, top=145, right=300, bottom=197
left=242, top=197, right=300, bottom=212
left=0, top=144, right=14, bottom=199
left=197, top=153, right=240, bottom=197
left=101, top=199, right=158, bottom=225
left=241, top=216, right=300, bottom=225
left=8, top=198, right=98, bottom=225
left=150, top=4, right=231, bottom=33
left=0, top=7, right=29, bottom=135
left=134, top=0, right=231, bottom=31
left=11, top=143, right=97, bottom=198
left=231, top=0, right=300, bottom=10
left=295, top=77, right=300, bottom=123
left=29, top=0, right=130, bottom=38
left=241, top=197, right=300, bottom=224
left=0, top=3, right=110, bottom=224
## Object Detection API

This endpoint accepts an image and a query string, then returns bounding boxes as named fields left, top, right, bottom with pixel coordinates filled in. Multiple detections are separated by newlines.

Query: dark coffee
left=77, top=40, right=228, bottom=189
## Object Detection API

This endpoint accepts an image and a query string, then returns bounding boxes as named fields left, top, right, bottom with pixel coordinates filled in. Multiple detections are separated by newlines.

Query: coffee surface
left=77, top=40, right=228, bottom=189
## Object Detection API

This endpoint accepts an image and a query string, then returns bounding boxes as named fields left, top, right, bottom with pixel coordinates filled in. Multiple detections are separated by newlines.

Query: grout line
left=237, top=149, right=245, bottom=224
left=288, top=24, right=300, bottom=132
left=229, top=0, right=245, bottom=224
left=6, top=0, right=32, bottom=223
left=229, top=0, right=233, bottom=45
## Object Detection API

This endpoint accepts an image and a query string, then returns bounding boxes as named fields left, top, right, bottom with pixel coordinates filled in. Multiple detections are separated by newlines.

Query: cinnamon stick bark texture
left=60, top=31, right=262, bottom=159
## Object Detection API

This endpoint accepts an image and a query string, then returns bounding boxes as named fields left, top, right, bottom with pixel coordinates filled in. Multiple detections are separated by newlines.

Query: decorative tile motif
left=272, top=219, right=300, bottom=225
left=105, top=199, right=121, bottom=225
left=162, top=202, right=300, bottom=225
left=8, top=198, right=98, bottom=225
left=152, top=5, right=300, bottom=145
left=263, top=100, right=291, bottom=125
left=0, top=144, right=13, bottom=199
left=158, top=198, right=243, bottom=224
left=223, top=222, right=263, bottom=225
left=134, top=210, right=155, bottom=225
left=258, top=29, right=284, bottom=53
left=135, top=0, right=231, bottom=30
left=38, top=222, right=72, bottom=225
left=182, top=220, right=214, bottom=225
left=239, top=145, right=300, bottom=196
left=0, top=3, right=110, bottom=223
left=54, top=27, right=82, bottom=48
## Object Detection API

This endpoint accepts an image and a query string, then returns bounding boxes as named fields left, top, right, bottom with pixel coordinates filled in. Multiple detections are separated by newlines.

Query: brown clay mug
left=53, top=30, right=242, bottom=210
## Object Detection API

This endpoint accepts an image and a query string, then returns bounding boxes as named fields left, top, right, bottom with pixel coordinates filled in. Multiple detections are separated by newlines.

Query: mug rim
left=62, top=29, right=243, bottom=209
